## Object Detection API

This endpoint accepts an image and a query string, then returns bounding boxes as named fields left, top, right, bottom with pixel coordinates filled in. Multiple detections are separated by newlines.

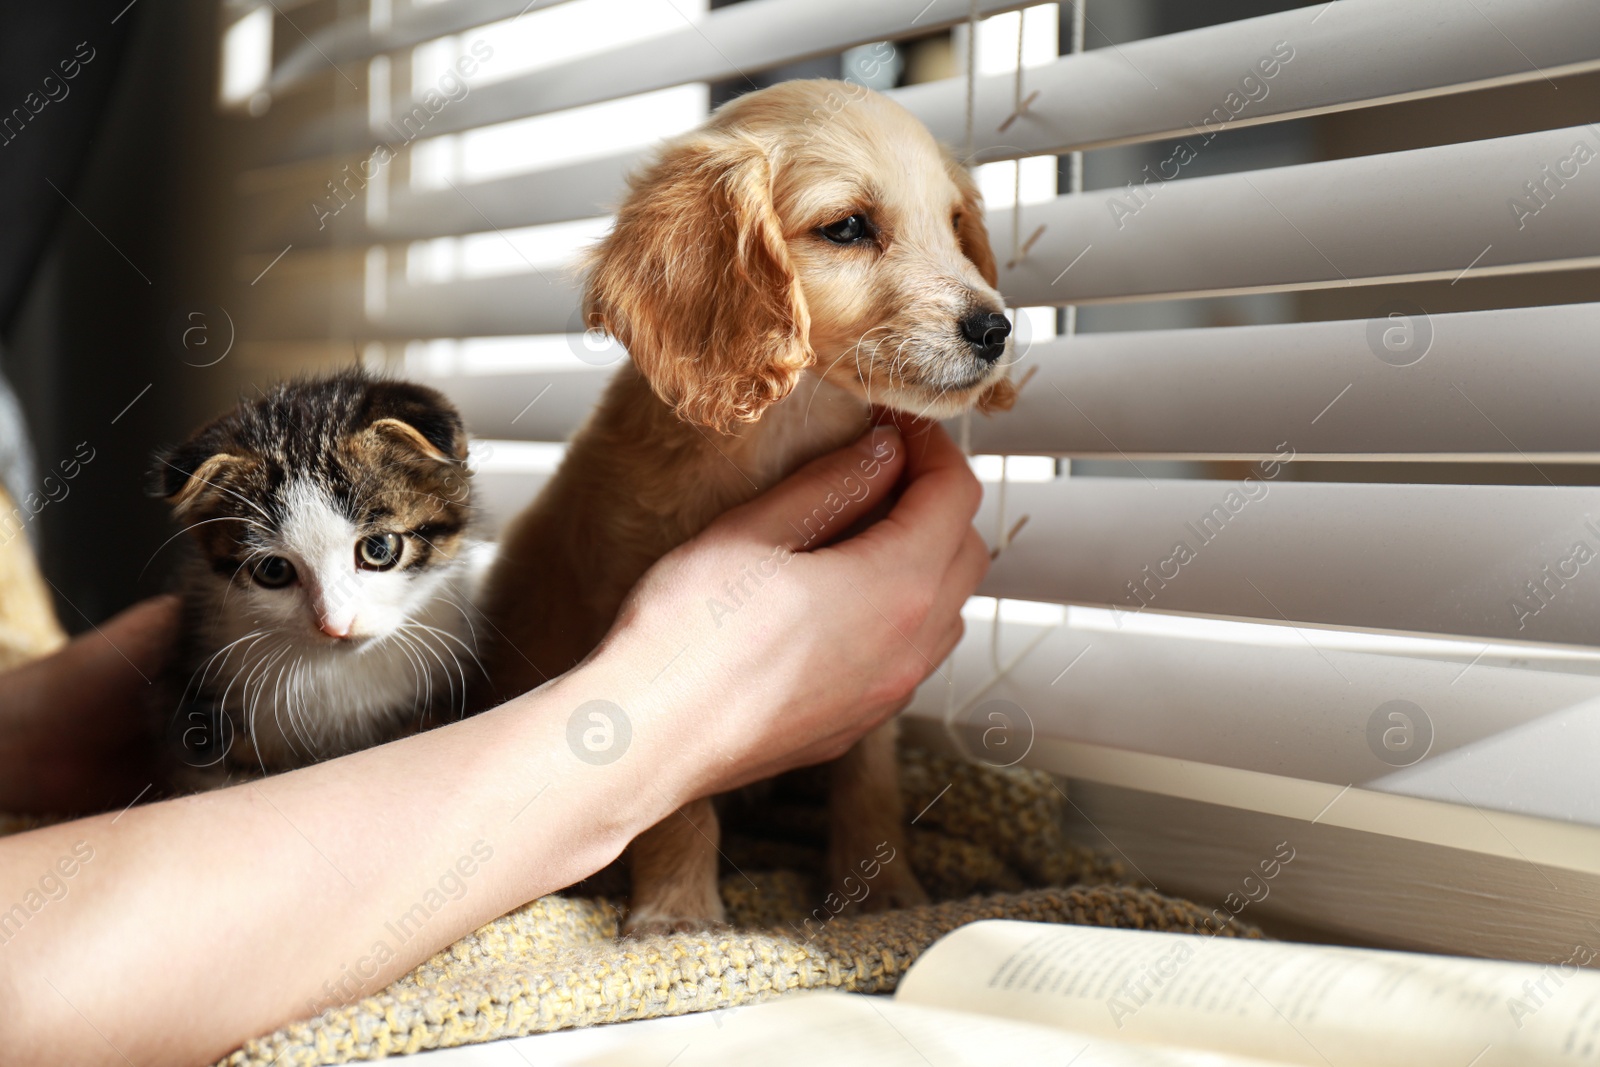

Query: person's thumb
left=721, top=425, right=906, bottom=552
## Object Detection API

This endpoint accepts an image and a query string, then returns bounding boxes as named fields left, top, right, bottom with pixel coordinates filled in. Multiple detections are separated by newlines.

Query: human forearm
left=0, top=655, right=687, bottom=1067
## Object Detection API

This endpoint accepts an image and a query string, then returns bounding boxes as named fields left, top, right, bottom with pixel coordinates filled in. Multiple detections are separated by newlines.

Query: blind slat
left=240, top=151, right=640, bottom=253
left=253, top=0, right=1034, bottom=166
left=418, top=303, right=1600, bottom=462
left=269, top=0, right=579, bottom=93
left=247, top=269, right=581, bottom=340
left=905, top=616, right=1600, bottom=961
left=978, top=479, right=1600, bottom=647
left=430, top=369, right=611, bottom=442
left=908, top=615, right=1600, bottom=838
left=1001, top=124, right=1600, bottom=306
left=465, top=447, right=1600, bottom=651
left=471, top=465, right=552, bottom=531
left=972, top=303, right=1600, bottom=461
left=904, top=0, right=1600, bottom=164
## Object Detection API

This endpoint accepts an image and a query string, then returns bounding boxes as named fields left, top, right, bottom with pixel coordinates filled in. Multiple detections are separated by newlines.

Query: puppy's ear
left=584, top=132, right=812, bottom=433
left=946, top=154, right=999, bottom=288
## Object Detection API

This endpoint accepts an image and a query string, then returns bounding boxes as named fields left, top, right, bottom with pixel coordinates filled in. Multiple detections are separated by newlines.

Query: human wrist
left=515, top=644, right=708, bottom=834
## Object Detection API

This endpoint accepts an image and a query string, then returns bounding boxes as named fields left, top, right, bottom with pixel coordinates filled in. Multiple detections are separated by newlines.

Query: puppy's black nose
left=960, top=311, right=1011, bottom=362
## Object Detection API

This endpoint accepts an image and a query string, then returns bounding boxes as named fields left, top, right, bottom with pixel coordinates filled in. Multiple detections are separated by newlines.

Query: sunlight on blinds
left=412, top=0, right=710, bottom=90
left=395, top=0, right=711, bottom=378
left=413, top=85, right=710, bottom=187
left=218, top=5, right=273, bottom=111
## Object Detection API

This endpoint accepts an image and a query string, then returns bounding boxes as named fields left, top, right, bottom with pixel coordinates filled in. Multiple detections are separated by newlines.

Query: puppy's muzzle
left=959, top=310, right=1011, bottom=363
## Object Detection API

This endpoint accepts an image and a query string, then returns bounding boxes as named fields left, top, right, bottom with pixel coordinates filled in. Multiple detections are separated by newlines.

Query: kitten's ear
left=360, top=380, right=468, bottom=462
left=149, top=442, right=249, bottom=512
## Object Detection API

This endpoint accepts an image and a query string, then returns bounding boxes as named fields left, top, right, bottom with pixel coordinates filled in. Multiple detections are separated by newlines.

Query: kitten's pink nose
left=308, top=584, right=357, bottom=639
left=318, top=615, right=353, bottom=639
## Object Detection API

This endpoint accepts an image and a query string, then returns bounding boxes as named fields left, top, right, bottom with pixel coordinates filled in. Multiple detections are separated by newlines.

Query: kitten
left=152, top=369, right=494, bottom=776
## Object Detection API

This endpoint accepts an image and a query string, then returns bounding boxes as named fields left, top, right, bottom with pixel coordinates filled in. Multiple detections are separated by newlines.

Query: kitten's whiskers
left=388, top=628, right=430, bottom=719
left=399, top=625, right=455, bottom=715
left=402, top=620, right=480, bottom=718
left=242, top=642, right=291, bottom=763
left=209, top=631, right=273, bottom=714
left=282, top=657, right=320, bottom=766
left=141, top=515, right=272, bottom=580
left=186, top=628, right=264, bottom=699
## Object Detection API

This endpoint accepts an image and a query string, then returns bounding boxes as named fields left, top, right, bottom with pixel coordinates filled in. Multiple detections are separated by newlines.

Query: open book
left=576, top=921, right=1600, bottom=1065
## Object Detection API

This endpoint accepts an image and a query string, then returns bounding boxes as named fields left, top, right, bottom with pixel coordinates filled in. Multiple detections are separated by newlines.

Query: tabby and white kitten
left=153, top=369, right=494, bottom=775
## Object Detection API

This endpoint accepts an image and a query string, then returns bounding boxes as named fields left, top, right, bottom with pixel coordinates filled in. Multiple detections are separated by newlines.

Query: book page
left=896, top=921, right=1600, bottom=1066
left=568, top=992, right=1296, bottom=1067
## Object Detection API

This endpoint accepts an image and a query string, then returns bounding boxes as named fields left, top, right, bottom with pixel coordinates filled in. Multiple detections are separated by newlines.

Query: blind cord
left=948, top=4, right=1080, bottom=753
left=1064, top=0, right=1085, bottom=339
left=989, top=7, right=1027, bottom=674
left=949, top=0, right=982, bottom=732
left=1011, top=7, right=1025, bottom=263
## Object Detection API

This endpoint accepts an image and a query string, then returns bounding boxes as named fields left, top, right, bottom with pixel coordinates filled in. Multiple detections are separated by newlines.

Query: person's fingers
left=923, top=616, right=966, bottom=672
left=945, top=526, right=992, bottom=606
left=848, top=422, right=981, bottom=573
left=0, top=597, right=180, bottom=812
left=868, top=407, right=931, bottom=442
left=8, top=596, right=180, bottom=725
left=905, top=526, right=986, bottom=666
left=717, top=425, right=906, bottom=552
left=111, top=594, right=181, bottom=657
left=75, top=595, right=183, bottom=688
left=897, top=417, right=963, bottom=481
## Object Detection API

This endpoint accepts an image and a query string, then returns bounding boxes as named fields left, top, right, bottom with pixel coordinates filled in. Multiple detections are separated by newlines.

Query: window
left=218, top=0, right=1600, bottom=960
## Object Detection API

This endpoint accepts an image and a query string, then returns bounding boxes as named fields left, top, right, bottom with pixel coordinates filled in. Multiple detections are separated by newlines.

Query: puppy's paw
left=621, top=909, right=728, bottom=940
left=621, top=881, right=727, bottom=939
left=825, top=831, right=928, bottom=915
left=856, top=865, right=929, bottom=914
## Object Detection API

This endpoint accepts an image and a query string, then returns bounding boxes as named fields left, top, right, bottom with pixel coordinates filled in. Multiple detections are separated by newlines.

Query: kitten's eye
left=357, top=532, right=403, bottom=571
left=819, top=214, right=870, bottom=245
left=251, top=556, right=296, bottom=589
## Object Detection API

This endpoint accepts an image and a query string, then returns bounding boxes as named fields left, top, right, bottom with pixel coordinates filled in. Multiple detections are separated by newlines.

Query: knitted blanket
left=206, top=747, right=1259, bottom=1065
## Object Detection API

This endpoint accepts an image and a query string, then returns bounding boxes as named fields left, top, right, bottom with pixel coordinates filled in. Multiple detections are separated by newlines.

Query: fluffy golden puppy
left=483, top=79, right=1013, bottom=935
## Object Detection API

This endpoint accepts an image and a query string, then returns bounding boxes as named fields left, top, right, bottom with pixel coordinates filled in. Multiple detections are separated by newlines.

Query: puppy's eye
left=819, top=214, right=871, bottom=244
left=357, top=532, right=403, bottom=571
left=252, top=556, right=296, bottom=589
left=952, top=213, right=962, bottom=233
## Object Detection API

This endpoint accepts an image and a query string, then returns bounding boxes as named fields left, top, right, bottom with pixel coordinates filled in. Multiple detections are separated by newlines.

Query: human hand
left=0, top=595, right=179, bottom=813
left=593, top=420, right=988, bottom=802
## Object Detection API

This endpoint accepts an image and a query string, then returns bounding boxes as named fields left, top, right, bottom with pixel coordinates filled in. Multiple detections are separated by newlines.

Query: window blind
left=217, top=0, right=1600, bottom=961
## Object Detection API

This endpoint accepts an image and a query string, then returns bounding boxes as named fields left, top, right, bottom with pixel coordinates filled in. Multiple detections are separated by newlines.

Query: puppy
left=483, top=79, right=1014, bottom=935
